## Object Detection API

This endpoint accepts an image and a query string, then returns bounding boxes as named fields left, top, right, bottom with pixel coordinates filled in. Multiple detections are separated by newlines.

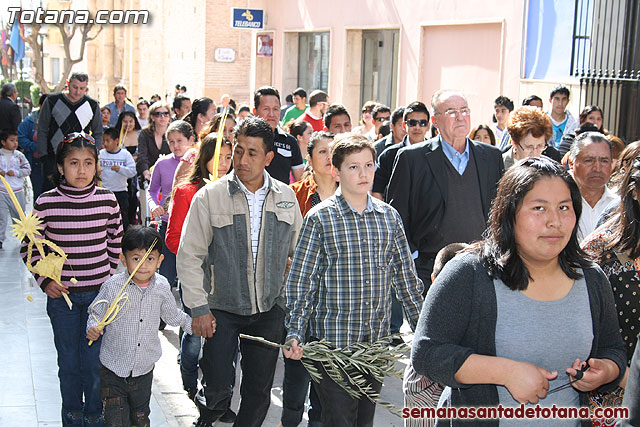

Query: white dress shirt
left=236, top=170, right=269, bottom=269
left=577, top=186, right=619, bottom=243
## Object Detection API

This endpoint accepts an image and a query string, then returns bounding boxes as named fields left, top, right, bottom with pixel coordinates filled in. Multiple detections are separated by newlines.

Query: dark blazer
left=387, top=136, right=504, bottom=254
left=0, top=97, right=21, bottom=132
left=373, top=133, right=397, bottom=160
left=372, top=138, right=406, bottom=197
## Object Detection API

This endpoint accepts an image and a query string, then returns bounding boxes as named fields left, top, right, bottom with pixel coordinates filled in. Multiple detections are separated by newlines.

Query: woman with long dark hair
left=289, top=121, right=313, bottom=162
left=172, top=112, right=236, bottom=187
left=115, top=110, right=142, bottom=156
left=115, top=110, right=142, bottom=225
left=182, top=97, right=216, bottom=140
left=469, top=124, right=496, bottom=146
left=136, top=101, right=172, bottom=181
left=412, top=157, right=626, bottom=426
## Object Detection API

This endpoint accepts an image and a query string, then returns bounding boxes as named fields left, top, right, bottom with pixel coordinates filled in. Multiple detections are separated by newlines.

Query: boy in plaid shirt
left=87, top=226, right=206, bottom=426
left=284, top=134, right=424, bottom=426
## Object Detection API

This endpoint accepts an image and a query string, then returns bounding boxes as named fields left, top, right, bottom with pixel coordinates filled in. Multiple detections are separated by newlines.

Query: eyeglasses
left=437, top=107, right=471, bottom=118
left=374, top=116, right=390, bottom=122
left=406, top=119, right=429, bottom=128
left=152, top=111, right=170, bottom=117
left=517, top=142, right=547, bottom=155
left=62, top=132, right=96, bottom=145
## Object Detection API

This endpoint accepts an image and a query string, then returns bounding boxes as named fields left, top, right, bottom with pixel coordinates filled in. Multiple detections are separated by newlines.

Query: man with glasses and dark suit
left=387, top=90, right=504, bottom=291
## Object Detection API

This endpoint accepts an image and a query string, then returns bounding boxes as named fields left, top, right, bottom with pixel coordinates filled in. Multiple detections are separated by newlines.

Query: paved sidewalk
left=0, top=234, right=407, bottom=426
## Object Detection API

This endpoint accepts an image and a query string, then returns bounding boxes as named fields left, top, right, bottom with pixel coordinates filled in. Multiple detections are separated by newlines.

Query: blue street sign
left=231, top=8, right=264, bottom=29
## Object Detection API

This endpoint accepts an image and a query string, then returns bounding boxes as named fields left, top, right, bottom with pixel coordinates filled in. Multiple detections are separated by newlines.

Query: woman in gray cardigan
left=412, top=157, right=626, bottom=426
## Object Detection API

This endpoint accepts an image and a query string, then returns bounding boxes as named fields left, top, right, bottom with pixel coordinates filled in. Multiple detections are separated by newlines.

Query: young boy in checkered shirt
left=87, top=226, right=209, bottom=426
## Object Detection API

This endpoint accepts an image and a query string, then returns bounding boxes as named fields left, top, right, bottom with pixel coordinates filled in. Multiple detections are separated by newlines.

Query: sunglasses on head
left=62, top=132, right=96, bottom=145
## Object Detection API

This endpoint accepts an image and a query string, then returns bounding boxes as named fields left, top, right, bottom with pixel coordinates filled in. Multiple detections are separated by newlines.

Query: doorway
left=360, top=29, right=399, bottom=109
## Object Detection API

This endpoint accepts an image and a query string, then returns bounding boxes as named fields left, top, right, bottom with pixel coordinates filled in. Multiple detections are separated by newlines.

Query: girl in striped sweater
left=22, top=132, right=123, bottom=427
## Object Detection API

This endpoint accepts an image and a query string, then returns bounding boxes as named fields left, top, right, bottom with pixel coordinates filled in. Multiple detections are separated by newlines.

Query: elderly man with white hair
left=387, top=89, right=505, bottom=289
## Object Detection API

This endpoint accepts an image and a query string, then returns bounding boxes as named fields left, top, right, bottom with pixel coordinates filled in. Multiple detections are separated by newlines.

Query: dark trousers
left=31, top=156, right=43, bottom=198
left=282, top=356, right=323, bottom=427
left=158, top=221, right=176, bottom=286
left=47, top=291, right=103, bottom=426
left=313, top=363, right=382, bottom=427
left=196, top=305, right=285, bottom=426
left=414, top=255, right=435, bottom=297
left=100, top=365, right=153, bottom=427
left=126, top=178, right=138, bottom=226
left=41, top=154, right=57, bottom=193
left=112, top=191, right=129, bottom=231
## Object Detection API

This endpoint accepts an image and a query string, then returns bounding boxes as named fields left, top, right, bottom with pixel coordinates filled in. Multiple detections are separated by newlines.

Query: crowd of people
left=1, top=71, right=640, bottom=427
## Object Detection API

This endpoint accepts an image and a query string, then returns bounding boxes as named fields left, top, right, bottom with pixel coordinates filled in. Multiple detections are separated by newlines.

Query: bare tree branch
left=12, top=4, right=103, bottom=93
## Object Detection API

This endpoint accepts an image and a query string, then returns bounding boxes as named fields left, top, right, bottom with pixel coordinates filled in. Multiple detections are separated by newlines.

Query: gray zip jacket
left=177, top=170, right=302, bottom=318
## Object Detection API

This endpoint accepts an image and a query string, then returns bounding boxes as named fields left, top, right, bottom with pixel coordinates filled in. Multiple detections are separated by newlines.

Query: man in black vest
left=387, top=89, right=504, bottom=290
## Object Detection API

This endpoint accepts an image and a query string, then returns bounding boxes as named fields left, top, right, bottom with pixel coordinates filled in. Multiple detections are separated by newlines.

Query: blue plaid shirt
left=285, top=188, right=424, bottom=348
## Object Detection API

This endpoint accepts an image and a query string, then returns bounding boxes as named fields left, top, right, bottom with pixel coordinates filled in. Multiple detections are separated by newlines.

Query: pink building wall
left=254, top=0, right=527, bottom=129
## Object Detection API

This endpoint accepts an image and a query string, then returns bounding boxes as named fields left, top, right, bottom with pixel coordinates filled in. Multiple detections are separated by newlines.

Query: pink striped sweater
left=21, top=180, right=123, bottom=292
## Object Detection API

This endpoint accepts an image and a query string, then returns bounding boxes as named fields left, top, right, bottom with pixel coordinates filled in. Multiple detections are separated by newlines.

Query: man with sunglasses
left=37, top=71, right=103, bottom=192
left=366, top=104, right=391, bottom=141
left=387, top=89, right=504, bottom=291
left=372, top=101, right=430, bottom=201
left=372, top=101, right=430, bottom=339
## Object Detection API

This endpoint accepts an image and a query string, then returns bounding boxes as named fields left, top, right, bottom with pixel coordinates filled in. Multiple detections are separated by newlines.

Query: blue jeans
left=390, top=292, right=403, bottom=335
left=31, top=157, right=43, bottom=199
left=158, top=221, right=177, bottom=286
left=47, top=290, right=104, bottom=426
left=177, top=286, right=201, bottom=390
